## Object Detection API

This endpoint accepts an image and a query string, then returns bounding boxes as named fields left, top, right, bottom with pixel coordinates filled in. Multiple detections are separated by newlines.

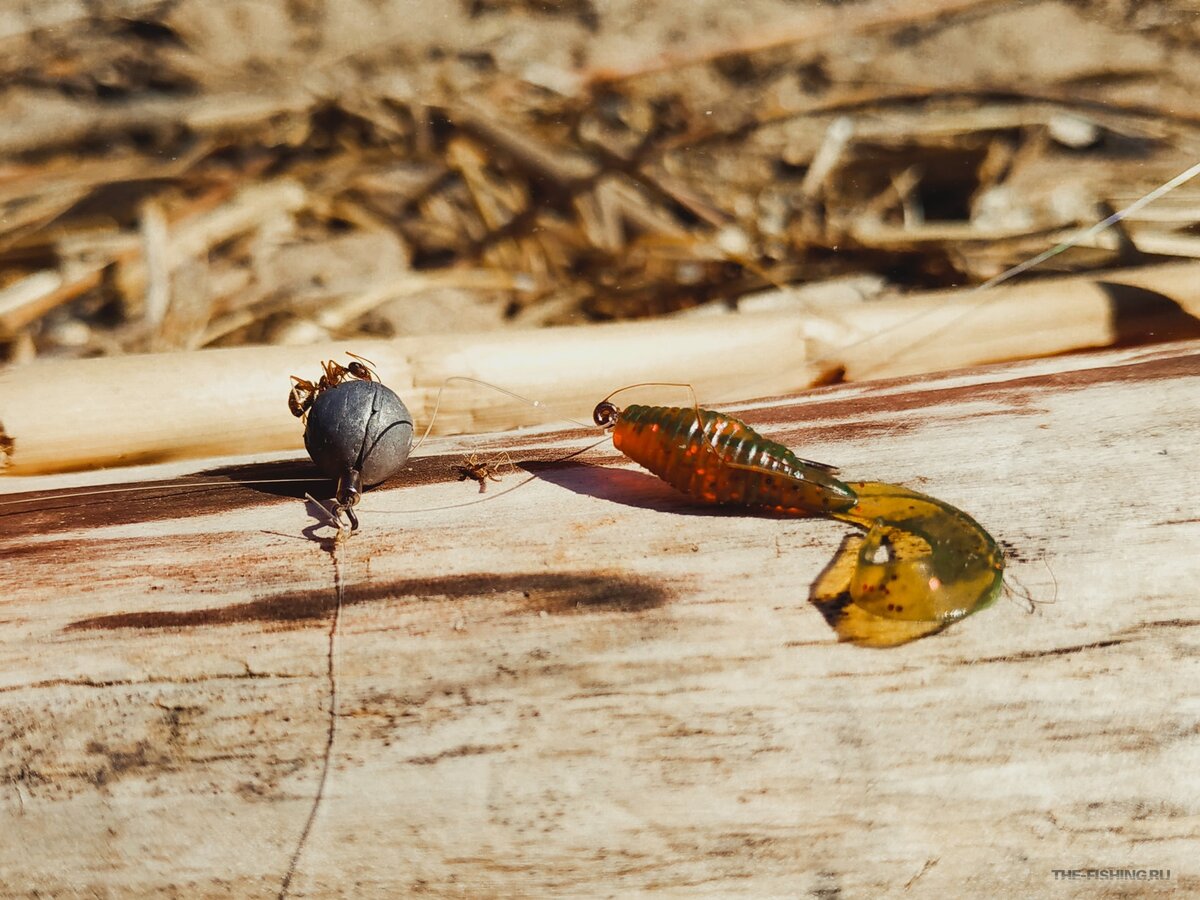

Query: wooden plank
left=1, top=341, right=1197, bottom=896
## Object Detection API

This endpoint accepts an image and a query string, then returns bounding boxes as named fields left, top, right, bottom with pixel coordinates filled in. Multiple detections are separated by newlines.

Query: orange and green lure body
left=597, top=403, right=858, bottom=517
left=593, top=400, right=1006, bottom=646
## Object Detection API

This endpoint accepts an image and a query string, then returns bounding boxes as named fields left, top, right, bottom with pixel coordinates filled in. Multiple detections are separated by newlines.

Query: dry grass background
left=2, top=0, right=1200, bottom=367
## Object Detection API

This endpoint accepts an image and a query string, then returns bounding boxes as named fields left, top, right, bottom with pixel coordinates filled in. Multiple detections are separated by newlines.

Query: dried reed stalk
left=1, top=261, right=1198, bottom=475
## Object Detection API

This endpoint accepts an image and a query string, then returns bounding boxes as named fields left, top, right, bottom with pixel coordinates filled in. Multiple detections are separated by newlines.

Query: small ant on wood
left=288, top=353, right=377, bottom=418
left=452, top=452, right=515, bottom=493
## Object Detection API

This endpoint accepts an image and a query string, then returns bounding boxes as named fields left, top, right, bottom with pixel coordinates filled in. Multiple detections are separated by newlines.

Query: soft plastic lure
left=592, top=398, right=1003, bottom=644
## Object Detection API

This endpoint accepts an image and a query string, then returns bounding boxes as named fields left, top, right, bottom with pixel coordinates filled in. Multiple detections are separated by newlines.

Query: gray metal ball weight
left=303, top=379, right=414, bottom=487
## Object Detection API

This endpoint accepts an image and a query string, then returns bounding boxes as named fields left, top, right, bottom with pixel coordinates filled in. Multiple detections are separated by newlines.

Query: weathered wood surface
left=1, top=341, right=1198, bottom=897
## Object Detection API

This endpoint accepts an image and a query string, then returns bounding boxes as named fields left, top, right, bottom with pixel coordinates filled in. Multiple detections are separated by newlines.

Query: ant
left=451, top=452, right=515, bottom=493
left=288, top=353, right=377, bottom=418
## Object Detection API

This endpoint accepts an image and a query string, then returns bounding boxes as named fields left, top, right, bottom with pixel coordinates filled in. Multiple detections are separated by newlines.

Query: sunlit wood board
left=1, top=340, right=1197, bottom=897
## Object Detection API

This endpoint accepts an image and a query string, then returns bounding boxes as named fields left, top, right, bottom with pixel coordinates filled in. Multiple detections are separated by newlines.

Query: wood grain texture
left=1, top=341, right=1198, bottom=897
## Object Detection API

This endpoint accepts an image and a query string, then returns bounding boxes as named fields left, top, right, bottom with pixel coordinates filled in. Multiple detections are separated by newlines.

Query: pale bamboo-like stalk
left=1, top=261, right=1198, bottom=475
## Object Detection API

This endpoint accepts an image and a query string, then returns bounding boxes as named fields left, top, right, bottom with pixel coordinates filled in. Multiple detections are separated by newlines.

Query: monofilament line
left=278, top=538, right=346, bottom=899
left=975, top=159, right=1200, bottom=291
left=839, top=159, right=1200, bottom=377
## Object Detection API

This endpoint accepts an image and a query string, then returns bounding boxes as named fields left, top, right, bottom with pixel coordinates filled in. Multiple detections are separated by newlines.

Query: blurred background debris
left=1, top=0, right=1199, bottom=365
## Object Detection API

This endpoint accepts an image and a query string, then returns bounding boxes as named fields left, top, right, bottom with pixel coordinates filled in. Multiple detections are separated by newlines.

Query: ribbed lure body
left=611, top=404, right=858, bottom=515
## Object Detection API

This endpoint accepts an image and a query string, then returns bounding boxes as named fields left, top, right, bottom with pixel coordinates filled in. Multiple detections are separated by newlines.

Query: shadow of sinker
left=194, top=459, right=328, bottom=500
left=0, top=459, right=331, bottom=539
left=65, top=571, right=670, bottom=632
